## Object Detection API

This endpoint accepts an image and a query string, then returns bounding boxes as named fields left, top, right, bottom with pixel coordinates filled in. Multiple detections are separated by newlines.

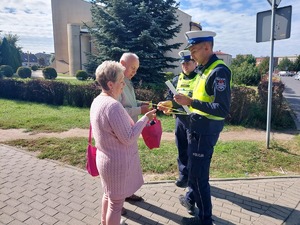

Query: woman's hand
left=145, top=109, right=157, bottom=121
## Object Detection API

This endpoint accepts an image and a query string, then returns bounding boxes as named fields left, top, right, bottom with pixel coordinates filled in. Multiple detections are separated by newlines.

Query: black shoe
left=179, top=194, right=195, bottom=215
left=181, top=216, right=202, bottom=225
left=175, top=177, right=188, bottom=188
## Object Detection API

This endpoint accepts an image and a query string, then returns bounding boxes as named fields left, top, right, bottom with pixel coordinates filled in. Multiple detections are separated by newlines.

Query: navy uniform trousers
left=175, top=115, right=189, bottom=181
left=175, top=115, right=196, bottom=209
left=185, top=130, right=220, bottom=225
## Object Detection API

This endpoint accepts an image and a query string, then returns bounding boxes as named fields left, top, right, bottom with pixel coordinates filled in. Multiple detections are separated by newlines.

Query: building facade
left=21, top=52, right=39, bottom=67
left=215, top=50, right=232, bottom=66
left=51, top=0, right=194, bottom=76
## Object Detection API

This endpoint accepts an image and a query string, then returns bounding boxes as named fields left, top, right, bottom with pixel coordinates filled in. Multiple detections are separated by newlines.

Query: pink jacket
left=90, top=95, right=148, bottom=199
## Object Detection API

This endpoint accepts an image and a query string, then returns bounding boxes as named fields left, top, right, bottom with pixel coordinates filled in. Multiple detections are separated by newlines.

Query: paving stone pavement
left=1, top=144, right=300, bottom=225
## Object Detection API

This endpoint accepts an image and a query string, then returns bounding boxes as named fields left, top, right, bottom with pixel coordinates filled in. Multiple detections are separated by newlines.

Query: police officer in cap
left=158, top=50, right=198, bottom=193
left=174, top=30, right=232, bottom=225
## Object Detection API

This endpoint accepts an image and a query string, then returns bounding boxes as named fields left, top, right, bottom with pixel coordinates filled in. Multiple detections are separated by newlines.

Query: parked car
left=278, top=71, right=293, bottom=76
left=294, top=72, right=300, bottom=80
left=278, top=71, right=288, bottom=76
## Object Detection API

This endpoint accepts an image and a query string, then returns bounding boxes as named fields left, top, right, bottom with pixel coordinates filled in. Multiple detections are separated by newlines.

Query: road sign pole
left=266, top=0, right=276, bottom=149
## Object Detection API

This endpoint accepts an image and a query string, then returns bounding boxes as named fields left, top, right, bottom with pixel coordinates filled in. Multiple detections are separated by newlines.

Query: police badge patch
left=215, top=77, right=226, bottom=91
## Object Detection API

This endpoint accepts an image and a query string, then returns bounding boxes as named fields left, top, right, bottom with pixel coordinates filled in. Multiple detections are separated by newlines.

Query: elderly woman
left=90, top=61, right=156, bottom=225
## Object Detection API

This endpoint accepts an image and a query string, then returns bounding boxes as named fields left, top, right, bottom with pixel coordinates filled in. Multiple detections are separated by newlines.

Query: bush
left=42, top=67, right=57, bottom=80
left=228, top=86, right=257, bottom=125
left=0, top=78, right=28, bottom=100
left=17, top=67, right=32, bottom=79
left=257, top=75, right=294, bottom=129
left=75, top=70, right=88, bottom=81
left=66, top=83, right=100, bottom=107
left=0, top=65, right=14, bottom=77
left=31, top=65, right=38, bottom=71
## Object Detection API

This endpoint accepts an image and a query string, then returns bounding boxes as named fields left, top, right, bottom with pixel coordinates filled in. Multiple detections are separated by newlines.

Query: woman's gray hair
left=95, top=61, right=125, bottom=91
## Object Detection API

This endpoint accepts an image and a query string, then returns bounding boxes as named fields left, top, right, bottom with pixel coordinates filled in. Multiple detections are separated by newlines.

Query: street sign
left=256, top=5, right=292, bottom=43
left=267, top=0, right=281, bottom=7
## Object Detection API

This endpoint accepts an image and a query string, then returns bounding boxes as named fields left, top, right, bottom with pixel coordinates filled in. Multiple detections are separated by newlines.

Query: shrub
left=66, top=83, right=100, bottom=107
left=75, top=70, right=88, bottom=81
left=0, top=65, right=14, bottom=77
left=228, top=86, right=257, bottom=125
left=17, top=67, right=32, bottom=79
left=257, top=75, right=294, bottom=129
left=135, top=86, right=166, bottom=104
left=42, top=67, right=57, bottom=80
left=31, top=65, right=38, bottom=71
left=26, top=80, right=68, bottom=105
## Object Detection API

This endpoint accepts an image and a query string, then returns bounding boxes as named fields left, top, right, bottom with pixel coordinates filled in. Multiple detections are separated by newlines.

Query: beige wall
left=216, top=54, right=232, bottom=66
left=51, top=0, right=92, bottom=74
left=165, top=10, right=192, bottom=76
left=51, top=0, right=192, bottom=76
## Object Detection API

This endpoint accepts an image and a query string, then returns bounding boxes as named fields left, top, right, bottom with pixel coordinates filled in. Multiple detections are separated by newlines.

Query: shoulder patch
left=215, top=77, right=226, bottom=91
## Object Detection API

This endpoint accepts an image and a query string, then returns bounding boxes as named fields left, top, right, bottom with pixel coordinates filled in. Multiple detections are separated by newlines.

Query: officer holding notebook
left=157, top=50, right=198, bottom=192
left=173, top=30, right=232, bottom=225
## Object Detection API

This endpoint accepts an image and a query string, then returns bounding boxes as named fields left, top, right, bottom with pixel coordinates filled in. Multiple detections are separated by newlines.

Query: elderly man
left=118, top=52, right=151, bottom=215
left=174, top=31, right=232, bottom=225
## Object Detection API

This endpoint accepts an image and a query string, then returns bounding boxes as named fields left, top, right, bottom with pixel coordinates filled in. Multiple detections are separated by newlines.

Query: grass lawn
left=1, top=98, right=300, bottom=180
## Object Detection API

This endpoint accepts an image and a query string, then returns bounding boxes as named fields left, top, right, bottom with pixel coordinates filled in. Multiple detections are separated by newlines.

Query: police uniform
left=181, top=31, right=232, bottom=225
left=166, top=50, right=198, bottom=189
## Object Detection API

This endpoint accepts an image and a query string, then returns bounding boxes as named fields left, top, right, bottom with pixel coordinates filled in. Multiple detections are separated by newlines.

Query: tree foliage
left=0, top=34, right=22, bottom=72
left=292, top=55, right=300, bottom=72
left=85, top=0, right=182, bottom=86
left=257, top=57, right=269, bottom=75
left=277, top=57, right=293, bottom=71
left=231, top=54, right=256, bottom=67
left=230, top=54, right=261, bottom=86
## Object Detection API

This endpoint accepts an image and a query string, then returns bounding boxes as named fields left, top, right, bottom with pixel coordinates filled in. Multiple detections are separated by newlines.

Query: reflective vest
left=191, top=60, right=229, bottom=120
left=176, top=73, right=199, bottom=97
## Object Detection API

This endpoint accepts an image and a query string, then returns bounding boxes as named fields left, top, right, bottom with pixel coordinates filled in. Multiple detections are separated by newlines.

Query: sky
left=0, top=0, right=299, bottom=58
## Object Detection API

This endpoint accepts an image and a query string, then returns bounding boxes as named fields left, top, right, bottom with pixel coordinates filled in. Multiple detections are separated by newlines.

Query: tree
left=230, top=54, right=261, bottom=86
left=231, top=61, right=261, bottom=86
left=292, top=55, right=300, bottom=72
left=277, top=57, right=293, bottom=71
left=0, top=35, right=22, bottom=72
left=85, top=0, right=182, bottom=86
left=257, top=57, right=269, bottom=75
left=231, top=54, right=256, bottom=67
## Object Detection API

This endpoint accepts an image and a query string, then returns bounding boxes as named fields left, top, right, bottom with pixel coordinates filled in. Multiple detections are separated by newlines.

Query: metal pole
left=266, top=0, right=276, bottom=149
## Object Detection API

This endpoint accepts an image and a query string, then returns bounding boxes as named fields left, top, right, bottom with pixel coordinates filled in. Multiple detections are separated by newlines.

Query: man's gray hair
left=120, top=52, right=139, bottom=62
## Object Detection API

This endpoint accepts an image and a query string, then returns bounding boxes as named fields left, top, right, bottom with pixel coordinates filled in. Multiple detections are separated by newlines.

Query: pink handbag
left=86, top=125, right=99, bottom=177
left=141, top=118, right=163, bottom=150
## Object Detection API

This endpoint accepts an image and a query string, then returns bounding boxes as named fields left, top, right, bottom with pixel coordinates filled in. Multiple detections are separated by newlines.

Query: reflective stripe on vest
left=176, top=73, right=199, bottom=97
left=191, top=60, right=228, bottom=120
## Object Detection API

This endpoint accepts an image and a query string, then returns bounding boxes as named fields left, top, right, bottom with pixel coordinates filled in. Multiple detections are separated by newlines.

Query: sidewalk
left=1, top=144, right=300, bottom=225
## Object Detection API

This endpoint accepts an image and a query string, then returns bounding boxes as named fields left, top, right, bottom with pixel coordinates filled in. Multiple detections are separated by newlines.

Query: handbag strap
left=89, top=124, right=92, bottom=144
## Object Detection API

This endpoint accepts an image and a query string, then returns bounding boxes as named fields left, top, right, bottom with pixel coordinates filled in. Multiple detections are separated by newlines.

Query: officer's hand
left=157, top=101, right=173, bottom=115
left=174, top=94, right=192, bottom=106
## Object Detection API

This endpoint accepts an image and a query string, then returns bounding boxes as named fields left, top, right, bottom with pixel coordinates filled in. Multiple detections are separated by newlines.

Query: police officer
left=158, top=50, right=199, bottom=216
left=174, top=30, right=232, bottom=225
left=158, top=50, right=198, bottom=190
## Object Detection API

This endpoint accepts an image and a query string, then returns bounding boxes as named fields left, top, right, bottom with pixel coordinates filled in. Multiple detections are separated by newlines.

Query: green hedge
left=0, top=77, right=295, bottom=129
left=0, top=78, right=101, bottom=107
